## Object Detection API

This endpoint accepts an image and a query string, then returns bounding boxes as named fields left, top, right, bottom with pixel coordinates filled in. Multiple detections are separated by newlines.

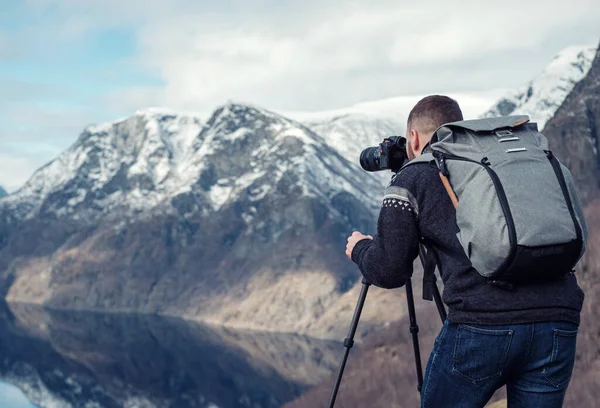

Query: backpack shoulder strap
left=399, top=153, right=458, bottom=209
left=398, top=153, right=435, bottom=173
left=421, top=243, right=438, bottom=301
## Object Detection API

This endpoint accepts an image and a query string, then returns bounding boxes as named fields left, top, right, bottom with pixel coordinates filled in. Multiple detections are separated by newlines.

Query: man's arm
left=349, top=178, right=420, bottom=289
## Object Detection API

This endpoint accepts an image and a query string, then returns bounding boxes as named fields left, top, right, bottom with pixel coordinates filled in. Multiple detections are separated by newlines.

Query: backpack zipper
left=545, top=151, right=583, bottom=251
left=432, top=151, right=518, bottom=278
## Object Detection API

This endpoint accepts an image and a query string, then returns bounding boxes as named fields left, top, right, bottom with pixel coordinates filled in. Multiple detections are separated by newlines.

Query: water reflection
left=0, top=382, right=38, bottom=408
left=0, top=302, right=340, bottom=408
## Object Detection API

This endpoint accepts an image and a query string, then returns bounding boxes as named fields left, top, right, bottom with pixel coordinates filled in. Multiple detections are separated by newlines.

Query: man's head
left=405, top=95, right=463, bottom=160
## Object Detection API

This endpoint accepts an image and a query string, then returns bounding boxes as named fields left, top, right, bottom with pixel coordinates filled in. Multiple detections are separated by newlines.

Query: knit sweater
left=351, top=159, right=585, bottom=326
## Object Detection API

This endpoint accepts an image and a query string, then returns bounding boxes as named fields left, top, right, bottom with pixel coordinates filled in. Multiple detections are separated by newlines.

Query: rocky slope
left=543, top=43, right=600, bottom=207
left=481, top=44, right=597, bottom=129
left=0, top=103, right=406, bottom=338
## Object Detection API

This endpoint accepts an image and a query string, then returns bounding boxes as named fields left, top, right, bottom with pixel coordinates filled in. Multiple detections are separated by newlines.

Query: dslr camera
left=359, top=136, right=408, bottom=173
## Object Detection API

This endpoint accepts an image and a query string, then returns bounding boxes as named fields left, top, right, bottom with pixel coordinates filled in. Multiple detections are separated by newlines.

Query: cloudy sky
left=1, top=0, right=599, bottom=192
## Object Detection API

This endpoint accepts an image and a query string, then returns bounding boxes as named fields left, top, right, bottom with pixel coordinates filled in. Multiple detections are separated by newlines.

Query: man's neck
left=421, top=141, right=433, bottom=154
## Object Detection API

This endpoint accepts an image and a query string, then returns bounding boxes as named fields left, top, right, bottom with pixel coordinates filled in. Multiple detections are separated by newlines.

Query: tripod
left=327, top=244, right=446, bottom=408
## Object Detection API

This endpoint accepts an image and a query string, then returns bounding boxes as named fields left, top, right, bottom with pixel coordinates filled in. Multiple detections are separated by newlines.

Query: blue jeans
left=421, top=320, right=579, bottom=408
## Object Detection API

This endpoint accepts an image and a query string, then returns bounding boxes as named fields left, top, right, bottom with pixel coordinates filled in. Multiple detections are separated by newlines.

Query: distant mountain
left=0, top=186, right=6, bottom=198
left=481, top=44, right=598, bottom=129
left=0, top=102, right=405, bottom=338
left=283, top=89, right=505, bottom=141
left=304, top=113, right=401, bottom=165
left=2, top=108, right=204, bottom=221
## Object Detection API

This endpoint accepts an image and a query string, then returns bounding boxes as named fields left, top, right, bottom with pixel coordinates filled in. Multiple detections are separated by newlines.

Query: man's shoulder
left=383, top=160, right=441, bottom=220
left=390, top=158, right=439, bottom=189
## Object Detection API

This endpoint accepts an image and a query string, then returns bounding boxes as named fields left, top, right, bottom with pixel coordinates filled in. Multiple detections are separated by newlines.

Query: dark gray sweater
left=351, top=159, right=584, bottom=325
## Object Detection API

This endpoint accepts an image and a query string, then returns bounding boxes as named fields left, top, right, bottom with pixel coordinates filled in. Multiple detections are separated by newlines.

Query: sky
left=1, top=0, right=599, bottom=192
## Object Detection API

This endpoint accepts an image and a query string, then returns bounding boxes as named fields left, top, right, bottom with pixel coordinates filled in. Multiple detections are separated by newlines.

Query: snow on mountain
left=1, top=109, right=203, bottom=221
left=186, top=103, right=384, bottom=216
left=481, top=44, right=598, bottom=129
left=1, top=89, right=504, bottom=215
left=279, top=90, right=505, bottom=165
left=283, top=90, right=504, bottom=124
left=0, top=103, right=384, bottom=225
left=303, top=114, right=401, bottom=166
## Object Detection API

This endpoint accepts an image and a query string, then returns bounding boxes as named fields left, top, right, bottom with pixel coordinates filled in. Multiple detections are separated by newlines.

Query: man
left=345, top=95, right=585, bottom=407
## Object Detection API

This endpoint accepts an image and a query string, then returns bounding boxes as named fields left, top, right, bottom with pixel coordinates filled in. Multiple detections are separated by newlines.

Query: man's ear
left=410, top=129, right=420, bottom=154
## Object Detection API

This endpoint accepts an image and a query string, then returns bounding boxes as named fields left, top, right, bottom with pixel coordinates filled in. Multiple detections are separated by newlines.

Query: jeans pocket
left=452, top=324, right=513, bottom=384
left=542, top=328, right=578, bottom=389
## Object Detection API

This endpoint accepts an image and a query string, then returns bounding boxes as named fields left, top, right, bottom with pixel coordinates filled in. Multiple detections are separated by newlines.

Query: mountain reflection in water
left=0, top=302, right=341, bottom=408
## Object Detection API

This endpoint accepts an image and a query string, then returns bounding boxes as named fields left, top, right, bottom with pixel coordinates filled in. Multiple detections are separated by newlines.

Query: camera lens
left=359, top=146, right=381, bottom=172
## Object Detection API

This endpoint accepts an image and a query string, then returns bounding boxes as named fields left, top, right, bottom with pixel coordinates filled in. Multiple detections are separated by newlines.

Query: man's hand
left=346, top=231, right=373, bottom=259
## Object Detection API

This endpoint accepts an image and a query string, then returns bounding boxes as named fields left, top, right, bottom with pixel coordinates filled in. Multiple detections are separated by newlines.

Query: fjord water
left=0, top=382, right=37, bottom=408
left=0, top=302, right=340, bottom=408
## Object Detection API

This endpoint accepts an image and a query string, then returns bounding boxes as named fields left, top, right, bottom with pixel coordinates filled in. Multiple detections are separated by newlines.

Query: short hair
left=406, top=95, right=463, bottom=134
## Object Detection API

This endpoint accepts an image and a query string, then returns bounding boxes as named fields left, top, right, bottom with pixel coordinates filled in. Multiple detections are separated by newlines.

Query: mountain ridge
left=481, top=44, right=598, bottom=129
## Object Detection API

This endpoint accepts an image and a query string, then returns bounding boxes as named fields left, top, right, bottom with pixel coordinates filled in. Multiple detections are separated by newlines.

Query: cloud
left=94, top=85, right=174, bottom=118
left=6, top=0, right=600, bottom=114
left=13, top=0, right=598, bottom=112
left=122, top=0, right=600, bottom=112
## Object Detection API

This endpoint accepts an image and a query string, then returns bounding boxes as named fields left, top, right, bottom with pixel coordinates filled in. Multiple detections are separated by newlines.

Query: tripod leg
left=327, top=280, right=370, bottom=408
left=405, top=277, right=424, bottom=392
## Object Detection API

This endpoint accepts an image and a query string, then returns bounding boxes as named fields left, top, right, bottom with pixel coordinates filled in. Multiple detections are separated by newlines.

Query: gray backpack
left=405, top=115, right=587, bottom=283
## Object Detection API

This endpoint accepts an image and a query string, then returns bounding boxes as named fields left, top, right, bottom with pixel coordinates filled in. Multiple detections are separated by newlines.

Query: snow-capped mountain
left=282, top=89, right=505, bottom=159
left=0, top=102, right=402, bottom=338
left=481, top=44, right=598, bottom=129
left=1, top=104, right=383, bottom=223
left=189, top=103, right=384, bottom=214
left=0, top=186, right=6, bottom=198
left=1, top=108, right=203, bottom=221
left=303, top=114, right=401, bottom=166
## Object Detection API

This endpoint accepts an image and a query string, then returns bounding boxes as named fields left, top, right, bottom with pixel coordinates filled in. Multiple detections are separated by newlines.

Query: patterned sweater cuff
left=351, top=238, right=373, bottom=264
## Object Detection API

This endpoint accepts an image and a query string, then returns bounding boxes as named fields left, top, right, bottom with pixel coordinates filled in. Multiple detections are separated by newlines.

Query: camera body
left=359, top=136, right=408, bottom=173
